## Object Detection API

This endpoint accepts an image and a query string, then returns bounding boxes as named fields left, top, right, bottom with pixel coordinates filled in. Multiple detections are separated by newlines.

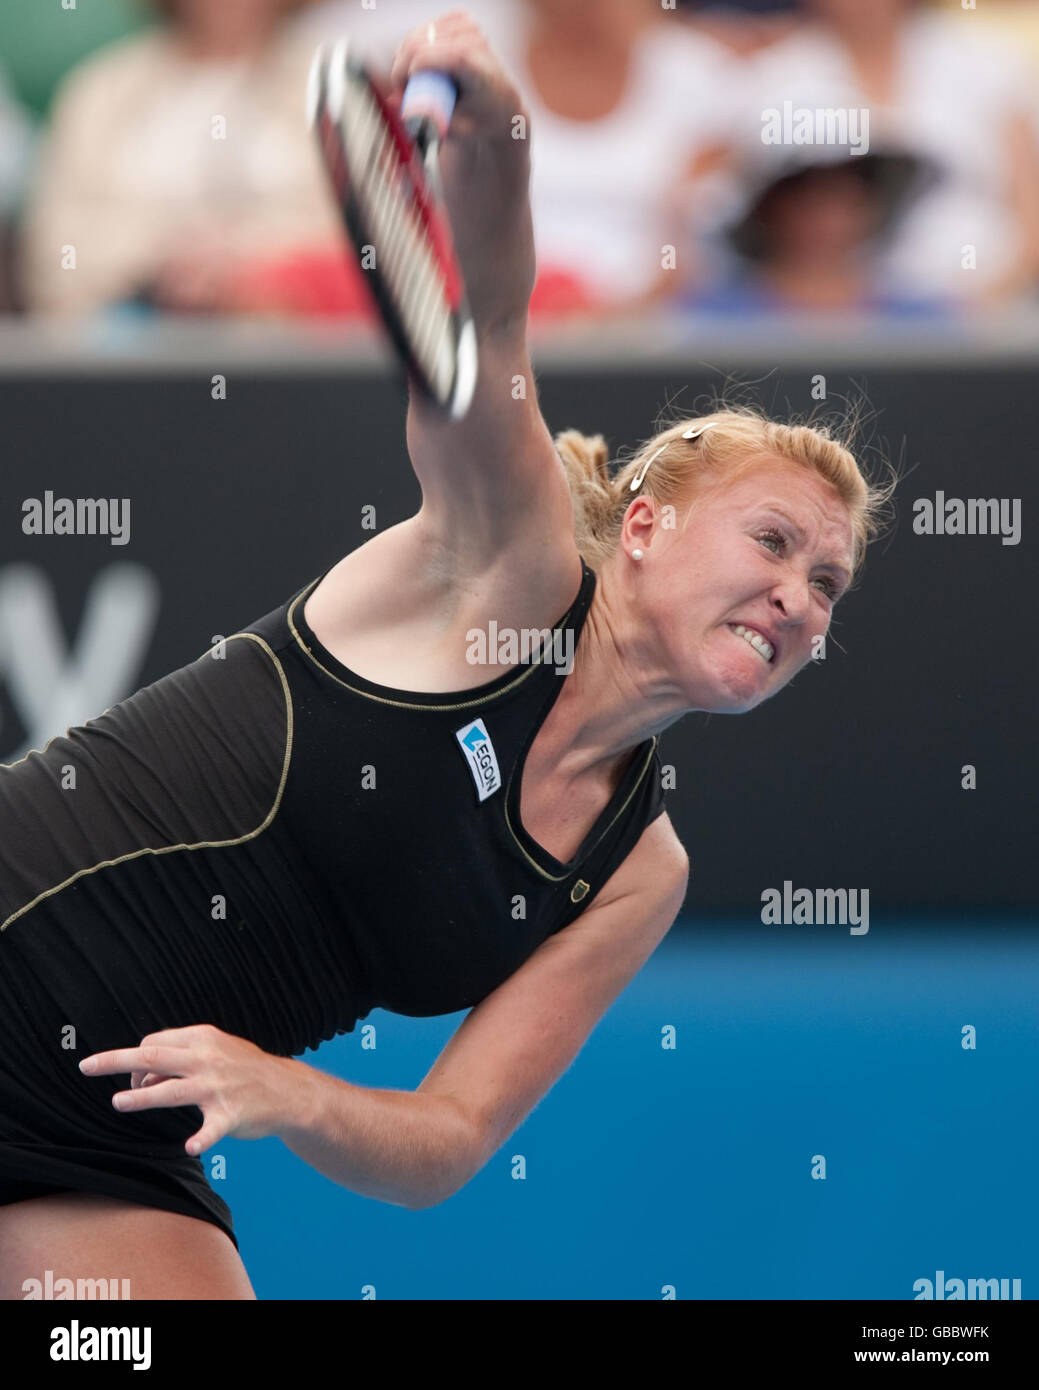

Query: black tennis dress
left=0, top=557, right=666, bottom=1250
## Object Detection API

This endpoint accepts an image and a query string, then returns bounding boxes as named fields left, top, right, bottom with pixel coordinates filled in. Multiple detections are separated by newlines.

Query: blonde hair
left=554, top=401, right=896, bottom=585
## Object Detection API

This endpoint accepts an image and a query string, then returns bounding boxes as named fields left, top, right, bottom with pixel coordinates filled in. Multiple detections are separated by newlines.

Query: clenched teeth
left=729, top=623, right=774, bottom=663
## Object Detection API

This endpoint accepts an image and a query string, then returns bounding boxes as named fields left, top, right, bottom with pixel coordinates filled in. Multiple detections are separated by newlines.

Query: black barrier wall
left=1, top=364, right=1035, bottom=916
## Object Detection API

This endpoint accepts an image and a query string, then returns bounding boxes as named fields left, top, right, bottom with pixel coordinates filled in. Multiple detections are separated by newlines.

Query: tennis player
left=0, top=10, right=891, bottom=1299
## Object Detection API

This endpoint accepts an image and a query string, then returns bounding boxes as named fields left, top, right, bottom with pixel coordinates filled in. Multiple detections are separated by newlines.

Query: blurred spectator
left=17, top=0, right=350, bottom=317
left=686, top=146, right=952, bottom=315
left=729, top=0, right=1039, bottom=307
left=509, top=0, right=746, bottom=319
left=0, top=63, right=37, bottom=312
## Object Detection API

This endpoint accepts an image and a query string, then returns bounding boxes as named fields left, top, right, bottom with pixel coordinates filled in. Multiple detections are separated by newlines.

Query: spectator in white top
left=732, top=0, right=1039, bottom=305
left=513, top=0, right=745, bottom=318
left=18, top=0, right=344, bottom=316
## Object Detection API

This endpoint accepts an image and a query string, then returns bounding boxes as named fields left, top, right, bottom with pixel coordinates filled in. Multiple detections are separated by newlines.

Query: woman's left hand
left=78, top=1023, right=295, bottom=1156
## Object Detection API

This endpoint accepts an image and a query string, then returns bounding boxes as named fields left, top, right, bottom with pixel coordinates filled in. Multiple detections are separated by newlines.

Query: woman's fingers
left=111, top=1075, right=200, bottom=1113
left=387, top=9, right=519, bottom=138
left=79, top=1023, right=282, bottom=1156
left=185, top=1120, right=225, bottom=1156
left=80, top=1024, right=219, bottom=1079
left=79, top=1043, right=191, bottom=1079
left=113, top=1076, right=228, bottom=1154
left=389, top=9, right=473, bottom=87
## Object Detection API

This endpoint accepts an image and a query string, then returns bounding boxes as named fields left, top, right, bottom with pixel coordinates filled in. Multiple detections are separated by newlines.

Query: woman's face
left=762, top=169, right=879, bottom=265
left=524, top=0, right=655, bottom=32
left=805, top=0, right=911, bottom=26
left=631, top=457, right=855, bottom=714
left=171, top=0, right=285, bottom=37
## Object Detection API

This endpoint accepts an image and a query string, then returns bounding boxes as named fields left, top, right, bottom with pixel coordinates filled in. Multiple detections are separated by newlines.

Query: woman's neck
left=524, top=20, right=640, bottom=123
left=172, top=23, right=276, bottom=65
left=760, top=258, right=870, bottom=311
left=528, top=1, right=648, bottom=56
left=541, top=566, right=692, bottom=789
left=816, top=13, right=903, bottom=105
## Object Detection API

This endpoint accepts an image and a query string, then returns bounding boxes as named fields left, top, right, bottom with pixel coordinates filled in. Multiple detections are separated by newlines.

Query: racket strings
left=341, top=76, right=455, bottom=396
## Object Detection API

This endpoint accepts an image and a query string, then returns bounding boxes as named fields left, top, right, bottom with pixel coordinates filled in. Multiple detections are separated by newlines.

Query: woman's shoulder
left=622, top=19, right=748, bottom=138
left=46, top=27, right=172, bottom=115
left=735, top=20, right=836, bottom=76
left=904, top=9, right=1035, bottom=105
left=637, top=17, right=745, bottom=88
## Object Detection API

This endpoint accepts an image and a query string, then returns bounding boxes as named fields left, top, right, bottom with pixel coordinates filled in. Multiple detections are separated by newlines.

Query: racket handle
left=401, top=70, right=458, bottom=147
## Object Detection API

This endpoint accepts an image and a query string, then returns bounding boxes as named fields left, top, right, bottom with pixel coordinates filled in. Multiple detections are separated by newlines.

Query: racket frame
left=308, top=39, right=478, bottom=420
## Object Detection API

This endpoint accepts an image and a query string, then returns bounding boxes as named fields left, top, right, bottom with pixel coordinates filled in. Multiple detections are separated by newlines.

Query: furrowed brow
left=757, top=503, right=851, bottom=585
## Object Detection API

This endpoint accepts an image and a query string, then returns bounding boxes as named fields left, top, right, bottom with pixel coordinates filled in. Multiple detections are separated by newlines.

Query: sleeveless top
left=0, top=557, right=667, bottom=1062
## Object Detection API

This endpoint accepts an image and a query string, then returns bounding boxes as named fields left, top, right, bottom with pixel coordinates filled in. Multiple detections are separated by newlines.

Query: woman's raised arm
left=389, top=10, right=577, bottom=569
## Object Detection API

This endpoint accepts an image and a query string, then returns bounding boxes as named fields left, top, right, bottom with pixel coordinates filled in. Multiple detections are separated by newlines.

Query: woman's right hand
left=388, top=8, right=528, bottom=146
left=387, top=8, right=536, bottom=332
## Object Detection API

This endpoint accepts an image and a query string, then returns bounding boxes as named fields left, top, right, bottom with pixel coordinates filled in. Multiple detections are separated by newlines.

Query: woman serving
left=0, top=10, right=891, bottom=1299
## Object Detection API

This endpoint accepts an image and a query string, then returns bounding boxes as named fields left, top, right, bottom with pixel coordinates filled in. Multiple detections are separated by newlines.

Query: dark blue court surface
left=220, top=920, right=1037, bottom=1299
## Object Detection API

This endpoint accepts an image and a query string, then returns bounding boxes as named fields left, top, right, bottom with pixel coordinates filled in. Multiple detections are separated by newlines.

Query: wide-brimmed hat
left=722, top=143, right=941, bottom=263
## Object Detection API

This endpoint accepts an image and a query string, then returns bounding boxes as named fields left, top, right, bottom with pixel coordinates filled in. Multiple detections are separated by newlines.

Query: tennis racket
left=307, top=37, right=478, bottom=420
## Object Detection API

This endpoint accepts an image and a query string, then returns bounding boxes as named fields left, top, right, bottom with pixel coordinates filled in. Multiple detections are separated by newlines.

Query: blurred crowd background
left=1, top=0, right=1038, bottom=325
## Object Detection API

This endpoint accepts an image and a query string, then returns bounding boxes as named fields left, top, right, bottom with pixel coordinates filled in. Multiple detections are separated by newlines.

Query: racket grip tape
left=400, top=70, right=458, bottom=142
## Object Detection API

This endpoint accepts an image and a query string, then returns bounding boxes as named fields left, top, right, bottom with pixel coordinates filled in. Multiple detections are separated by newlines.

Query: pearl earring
left=632, top=548, right=643, bottom=561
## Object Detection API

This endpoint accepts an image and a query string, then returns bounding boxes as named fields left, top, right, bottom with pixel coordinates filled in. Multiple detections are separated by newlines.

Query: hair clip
left=629, top=444, right=666, bottom=491
left=629, top=422, right=719, bottom=491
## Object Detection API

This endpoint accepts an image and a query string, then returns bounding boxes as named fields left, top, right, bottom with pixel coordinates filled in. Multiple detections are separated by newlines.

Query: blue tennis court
left=220, top=917, right=1038, bottom=1300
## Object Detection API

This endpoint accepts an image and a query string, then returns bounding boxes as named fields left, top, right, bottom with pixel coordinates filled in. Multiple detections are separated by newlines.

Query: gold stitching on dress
left=0, top=633, right=293, bottom=933
left=504, top=735, right=659, bottom=883
left=0, top=702, right=120, bottom=771
left=286, top=578, right=570, bottom=712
